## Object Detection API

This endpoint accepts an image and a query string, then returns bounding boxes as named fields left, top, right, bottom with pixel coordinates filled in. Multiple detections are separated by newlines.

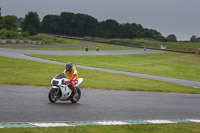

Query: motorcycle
left=48, top=73, right=83, bottom=103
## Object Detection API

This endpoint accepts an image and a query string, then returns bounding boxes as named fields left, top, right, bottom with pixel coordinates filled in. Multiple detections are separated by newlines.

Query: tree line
left=0, top=9, right=40, bottom=39
left=41, top=12, right=165, bottom=40
left=0, top=9, right=165, bottom=40
left=0, top=8, right=199, bottom=42
left=190, top=35, right=200, bottom=42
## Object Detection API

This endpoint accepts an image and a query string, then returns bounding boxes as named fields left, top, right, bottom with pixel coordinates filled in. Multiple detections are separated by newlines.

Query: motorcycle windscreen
left=75, top=78, right=83, bottom=87
left=55, top=73, right=66, bottom=79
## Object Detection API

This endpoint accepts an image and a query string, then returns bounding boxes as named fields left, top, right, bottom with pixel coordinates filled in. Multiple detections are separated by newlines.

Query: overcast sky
left=1, top=0, right=200, bottom=40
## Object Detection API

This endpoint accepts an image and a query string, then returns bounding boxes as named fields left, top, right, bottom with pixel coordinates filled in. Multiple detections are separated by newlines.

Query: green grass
left=84, top=37, right=200, bottom=53
left=1, top=36, right=137, bottom=50
left=44, top=37, right=82, bottom=45
left=0, top=56, right=199, bottom=93
left=17, top=42, right=136, bottom=51
left=1, top=123, right=200, bottom=133
left=86, top=43, right=136, bottom=50
left=27, top=47, right=88, bottom=50
left=0, top=43, right=30, bottom=45
left=133, top=38, right=200, bottom=50
left=0, top=38, right=81, bottom=46
left=28, top=52, right=200, bottom=81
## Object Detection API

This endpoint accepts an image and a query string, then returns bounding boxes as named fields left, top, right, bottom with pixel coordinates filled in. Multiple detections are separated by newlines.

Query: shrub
left=0, top=28, right=30, bottom=39
left=21, top=32, right=29, bottom=38
left=0, top=28, right=19, bottom=39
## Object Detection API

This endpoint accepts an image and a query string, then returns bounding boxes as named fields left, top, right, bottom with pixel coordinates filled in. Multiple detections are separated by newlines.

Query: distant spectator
left=96, top=45, right=100, bottom=51
left=85, top=45, right=88, bottom=52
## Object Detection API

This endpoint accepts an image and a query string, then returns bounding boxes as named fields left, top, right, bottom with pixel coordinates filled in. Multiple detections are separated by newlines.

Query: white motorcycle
left=48, top=73, right=83, bottom=103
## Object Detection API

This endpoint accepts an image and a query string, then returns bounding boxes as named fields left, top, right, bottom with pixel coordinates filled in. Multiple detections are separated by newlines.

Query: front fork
left=52, top=86, right=60, bottom=98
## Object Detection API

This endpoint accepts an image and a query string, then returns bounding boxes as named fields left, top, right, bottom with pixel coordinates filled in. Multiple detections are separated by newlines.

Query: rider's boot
left=72, top=86, right=75, bottom=91
left=72, top=86, right=76, bottom=95
left=69, top=85, right=76, bottom=95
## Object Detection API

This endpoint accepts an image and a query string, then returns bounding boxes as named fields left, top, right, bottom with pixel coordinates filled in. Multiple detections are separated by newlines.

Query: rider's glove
left=65, top=81, right=71, bottom=84
left=64, top=81, right=68, bottom=84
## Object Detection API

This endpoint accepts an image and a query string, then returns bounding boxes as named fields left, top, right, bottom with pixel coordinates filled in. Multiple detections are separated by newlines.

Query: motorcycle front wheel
left=70, top=87, right=81, bottom=103
left=48, top=88, right=60, bottom=103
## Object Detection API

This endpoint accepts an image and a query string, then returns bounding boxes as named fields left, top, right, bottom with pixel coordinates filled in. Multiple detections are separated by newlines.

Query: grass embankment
left=1, top=34, right=200, bottom=53
left=84, top=37, right=200, bottom=54
left=35, top=34, right=200, bottom=53
left=29, top=52, right=200, bottom=81
left=0, top=34, right=136, bottom=50
left=0, top=56, right=199, bottom=93
left=45, top=37, right=81, bottom=45
left=43, top=35, right=136, bottom=50
left=25, top=34, right=82, bottom=46
left=0, top=37, right=81, bottom=46
left=1, top=123, right=200, bottom=133
left=25, top=42, right=136, bottom=51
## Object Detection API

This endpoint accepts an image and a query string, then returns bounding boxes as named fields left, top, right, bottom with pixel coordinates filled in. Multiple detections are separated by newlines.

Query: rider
left=62, top=62, right=78, bottom=92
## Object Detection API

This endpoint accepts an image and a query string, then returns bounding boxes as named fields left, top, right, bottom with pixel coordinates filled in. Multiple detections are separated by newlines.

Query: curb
left=0, top=119, right=200, bottom=128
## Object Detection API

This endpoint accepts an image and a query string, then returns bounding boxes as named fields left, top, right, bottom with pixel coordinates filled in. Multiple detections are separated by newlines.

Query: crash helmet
left=66, top=62, right=73, bottom=71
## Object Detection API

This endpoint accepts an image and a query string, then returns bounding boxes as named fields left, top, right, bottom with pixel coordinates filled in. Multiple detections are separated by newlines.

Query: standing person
left=62, top=62, right=78, bottom=93
left=85, top=45, right=89, bottom=52
left=96, top=45, right=100, bottom=51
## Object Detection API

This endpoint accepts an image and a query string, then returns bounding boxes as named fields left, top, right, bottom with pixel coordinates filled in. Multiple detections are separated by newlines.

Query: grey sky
left=1, top=0, right=200, bottom=40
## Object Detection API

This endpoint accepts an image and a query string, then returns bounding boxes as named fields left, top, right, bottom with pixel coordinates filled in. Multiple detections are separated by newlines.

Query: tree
left=59, top=12, right=76, bottom=35
left=17, top=17, right=24, bottom=28
left=190, top=35, right=198, bottom=42
left=2, top=15, right=18, bottom=31
left=119, top=23, right=135, bottom=38
left=190, top=35, right=200, bottom=42
left=40, top=11, right=165, bottom=40
left=98, top=19, right=120, bottom=38
left=41, top=15, right=59, bottom=34
left=22, top=11, right=40, bottom=35
left=75, top=13, right=98, bottom=37
left=0, top=28, right=19, bottom=39
left=197, top=37, right=200, bottom=42
left=41, top=12, right=99, bottom=36
left=166, top=34, right=177, bottom=41
left=0, top=8, right=3, bottom=30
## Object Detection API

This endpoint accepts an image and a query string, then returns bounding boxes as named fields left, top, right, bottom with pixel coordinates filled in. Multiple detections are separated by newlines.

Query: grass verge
left=28, top=52, right=200, bottom=81
left=0, top=56, right=199, bottom=93
left=0, top=37, right=81, bottom=46
left=44, top=37, right=82, bottom=45
left=0, top=123, right=200, bottom=133
left=5, top=42, right=136, bottom=51
left=26, top=42, right=136, bottom=51
left=84, top=37, right=200, bottom=54
left=1, top=34, right=137, bottom=50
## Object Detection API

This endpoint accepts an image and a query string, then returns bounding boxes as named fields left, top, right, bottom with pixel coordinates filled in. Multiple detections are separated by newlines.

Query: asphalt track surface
left=0, top=48, right=200, bottom=123
left=0, top=85, right=200, bottom=123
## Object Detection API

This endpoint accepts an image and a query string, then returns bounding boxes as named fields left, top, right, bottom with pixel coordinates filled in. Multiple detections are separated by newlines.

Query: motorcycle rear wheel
left=70, top=87, right=81, bottom=103
left=48, top=88, right=60, bottom=103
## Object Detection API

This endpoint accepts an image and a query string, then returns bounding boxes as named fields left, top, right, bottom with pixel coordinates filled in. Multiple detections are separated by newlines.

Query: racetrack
left=0, top=85, right=200, bottom=123
left=0, top=48, right=200, bottom=88
left=0, top=48, right=200, bottom=123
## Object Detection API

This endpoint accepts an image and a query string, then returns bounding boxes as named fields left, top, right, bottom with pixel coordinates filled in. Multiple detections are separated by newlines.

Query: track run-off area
left=0, top=48, right=200, bottom=125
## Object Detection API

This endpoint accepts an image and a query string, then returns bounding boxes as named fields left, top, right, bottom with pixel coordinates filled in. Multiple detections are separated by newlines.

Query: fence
left=0, top=39, right=45, bottom=44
